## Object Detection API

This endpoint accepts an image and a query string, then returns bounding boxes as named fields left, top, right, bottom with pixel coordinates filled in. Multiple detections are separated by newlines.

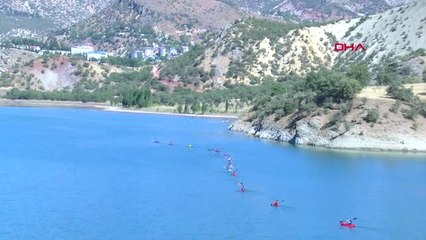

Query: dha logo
left=334, top=43, right=366, bottom=52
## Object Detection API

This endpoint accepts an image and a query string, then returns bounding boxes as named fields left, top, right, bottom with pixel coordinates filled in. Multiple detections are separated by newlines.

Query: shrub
left=390, top=100, right=401, bottom=113
left=366, top=109, right=379, bottom=123
left=386, top=82, right=414, bottom=102
left=329, top=111, right=344, bottom=125
left=404, top=108, right=418, bottom=120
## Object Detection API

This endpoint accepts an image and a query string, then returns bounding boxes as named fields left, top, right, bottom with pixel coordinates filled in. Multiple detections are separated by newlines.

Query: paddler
left=239, top=182, right=246, bottom=192
left=271, top=200, right=280, bottom=207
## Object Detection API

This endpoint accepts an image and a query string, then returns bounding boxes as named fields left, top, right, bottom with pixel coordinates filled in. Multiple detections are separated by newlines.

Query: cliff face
left=229, top=94, right=426, bottom=152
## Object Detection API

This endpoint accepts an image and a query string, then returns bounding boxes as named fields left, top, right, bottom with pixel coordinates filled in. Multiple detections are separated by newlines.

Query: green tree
left=201, top=102, right=208, bottom=114
left=177, top=104, right=183, bottom=113
left=191, top=100, right=201, bottom=113
left=184, top=103, right=189, bottom=114
left=347, top=64, right=370, bottom=86
left=386, top=82, right=414, bottom=102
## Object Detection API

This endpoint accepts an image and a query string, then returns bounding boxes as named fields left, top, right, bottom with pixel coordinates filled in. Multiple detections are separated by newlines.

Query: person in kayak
left=227, top=166, right=234, bottom=175
left=239, top=182, right=246, bottom=192
left=344, top=219, right=353, bottom=224
left=232, top=170, right=237, bottom=177
left=271, top=200, right=280, bottom=207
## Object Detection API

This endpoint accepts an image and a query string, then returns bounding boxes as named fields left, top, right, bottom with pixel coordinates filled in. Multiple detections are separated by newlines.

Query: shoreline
left=2, top=99, right=424, bottom=154
left=0, top=99, right=240, bottom=119
left=230, top=119, right=426, bottom=154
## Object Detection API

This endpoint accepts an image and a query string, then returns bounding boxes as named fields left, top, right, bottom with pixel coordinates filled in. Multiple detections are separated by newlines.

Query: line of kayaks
left=155, top=141, right=358, bottom=229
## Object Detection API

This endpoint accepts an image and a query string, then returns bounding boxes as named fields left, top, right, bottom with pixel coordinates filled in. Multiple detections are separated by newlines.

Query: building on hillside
left=28, top=46, right=41, bottom=52
left=87, top=51, right=108, bottom=61
left=131, top=50, right=142, bottom=59
left=71, top=46, right=94, bottom=55
left=169, top=48, right=178, bottom=56
left=182, top=46, right=190, bottom=53
left=144, top=48, right=155, bottom=59
left=159, top=47, right=167, bottom=57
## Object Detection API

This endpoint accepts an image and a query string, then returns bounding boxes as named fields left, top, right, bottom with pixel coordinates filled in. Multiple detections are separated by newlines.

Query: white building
left=170, top=48, right=178, bottom=56
left=144, top=48, right=155, bottom=58
left=87, top=51, right=108, bottom=61
left=159, top=47, right=167, bottom=57
left=71, top=46, right=94, bottom=55
left=182, top=46, right=190, bottom=53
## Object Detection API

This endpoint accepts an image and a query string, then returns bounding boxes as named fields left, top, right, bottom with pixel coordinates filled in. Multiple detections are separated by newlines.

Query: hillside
left=220, top=0, right=414, bottom=21
left=0, top=49, right=122, bottom=93
left=0, top=0, right=113, bottom=28
left=229, top=66, right=426, bottom=152
left=72, top=0, right=242, bottom=40
left=230, top=89, right=426, bottom=152
left=171, top=1, right=425, bottom=87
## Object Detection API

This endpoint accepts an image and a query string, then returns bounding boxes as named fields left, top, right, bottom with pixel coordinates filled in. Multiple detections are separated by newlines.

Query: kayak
left=271, top=203, right=280, bottom=207
left=340, top=221, right=356, bottom=228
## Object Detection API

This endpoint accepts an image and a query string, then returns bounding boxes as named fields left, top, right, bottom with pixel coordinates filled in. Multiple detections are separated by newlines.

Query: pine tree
left=191, top=99, right=201, bottom=113
left=184, top=103, right=189, bottom=114
left=177, top=104, right=183, bottom=113
left=201, top=102, right=208, bottom=114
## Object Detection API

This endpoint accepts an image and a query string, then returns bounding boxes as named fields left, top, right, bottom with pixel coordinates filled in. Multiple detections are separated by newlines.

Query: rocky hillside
left=181, top=1, right=425, bottom=87
left=72, top=0, right=242, bottom=39
left=229, top=90, right=426, bottom=152
left=0, top=48, right=122, bottom=93
left=221, top=0, right=415, bottom=21
left=0, top=0, right=113, bottom=28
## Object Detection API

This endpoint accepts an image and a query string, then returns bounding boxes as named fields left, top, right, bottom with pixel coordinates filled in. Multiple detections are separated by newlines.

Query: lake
left=0, top=107, right=425, bottom=240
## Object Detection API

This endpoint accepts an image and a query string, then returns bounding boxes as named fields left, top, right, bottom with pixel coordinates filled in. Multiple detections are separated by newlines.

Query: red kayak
left=271, top=202, right=280, bottom=207
left=340, top=221, right=356, bottom=228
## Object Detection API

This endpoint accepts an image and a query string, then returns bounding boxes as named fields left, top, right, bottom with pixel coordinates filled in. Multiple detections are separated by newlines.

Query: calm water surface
left=0, top=107, right=425, bottom=240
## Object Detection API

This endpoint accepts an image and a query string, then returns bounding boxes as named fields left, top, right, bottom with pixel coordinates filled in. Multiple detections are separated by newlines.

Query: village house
left=144, top=48, right=155, bottom=59
left=87, top=51, right=108, bottom=61
left=182, top=46, right=190, bottom=53
left=71, top=46, right=94, bottom=55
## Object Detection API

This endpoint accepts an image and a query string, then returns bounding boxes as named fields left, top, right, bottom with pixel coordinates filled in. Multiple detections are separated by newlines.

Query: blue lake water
left=0, top=107, right=425, bottom=240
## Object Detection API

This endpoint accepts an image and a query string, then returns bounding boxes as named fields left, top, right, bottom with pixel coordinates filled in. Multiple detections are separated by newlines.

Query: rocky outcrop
left=229, top=105, right=426, bottom=153
left=229, top=117, right=332, bottom=147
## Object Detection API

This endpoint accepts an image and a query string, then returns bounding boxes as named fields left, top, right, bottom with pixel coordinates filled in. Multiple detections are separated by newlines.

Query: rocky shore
left=229, top=118, right=426, bottom=152
left=229, top=98, right=426, bottom=153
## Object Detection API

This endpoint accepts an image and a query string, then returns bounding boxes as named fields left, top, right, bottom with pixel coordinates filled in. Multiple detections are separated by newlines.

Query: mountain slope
left=0, top=0, right=113, bottom=28
left=73, top=0, right=242, bottom=38
left=220, top=0, right=416, bottom=21
left=178, top=1, right=425, bottom=87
